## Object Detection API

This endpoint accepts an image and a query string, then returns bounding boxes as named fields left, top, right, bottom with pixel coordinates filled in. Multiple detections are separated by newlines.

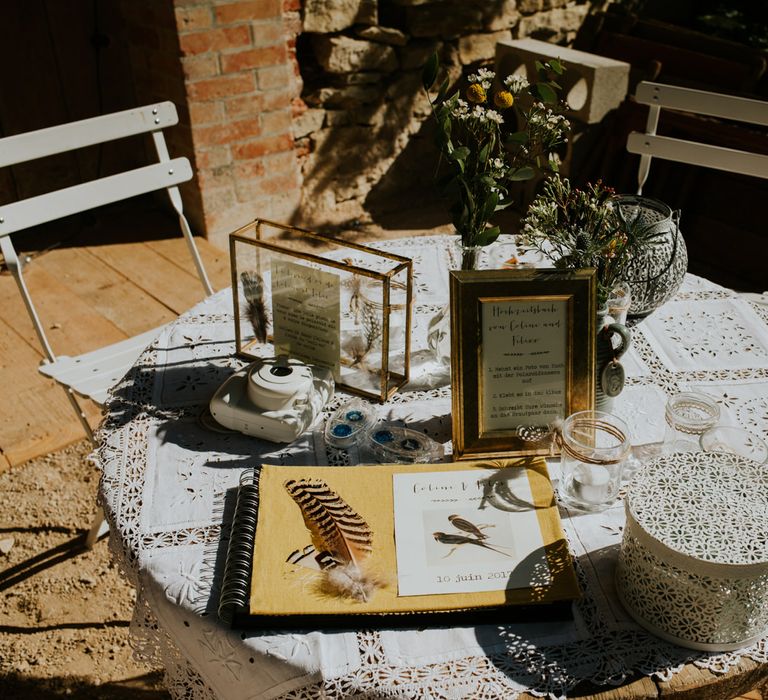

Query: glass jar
left=700, top=425, right=768, bottom=465
left=663, top=391, right=720, bottom=454
left=558, top=410, right=631, bottom=512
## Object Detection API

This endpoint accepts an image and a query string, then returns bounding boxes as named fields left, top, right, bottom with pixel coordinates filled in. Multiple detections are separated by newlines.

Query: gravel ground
left=0, top=440, right=168, bottom=699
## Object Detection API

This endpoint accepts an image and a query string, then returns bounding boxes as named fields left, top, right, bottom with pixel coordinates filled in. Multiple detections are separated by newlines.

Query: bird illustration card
left=393, top=468, right=551, bottom=596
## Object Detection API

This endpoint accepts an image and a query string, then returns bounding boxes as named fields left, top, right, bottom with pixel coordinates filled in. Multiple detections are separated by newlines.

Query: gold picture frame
left=450, top=268, right=596, bottom=460
left=230, top=219, right=413, bottom=403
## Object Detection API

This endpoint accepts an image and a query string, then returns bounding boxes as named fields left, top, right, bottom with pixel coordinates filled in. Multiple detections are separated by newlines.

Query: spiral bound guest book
left=218, top=458, right=579, bottom=628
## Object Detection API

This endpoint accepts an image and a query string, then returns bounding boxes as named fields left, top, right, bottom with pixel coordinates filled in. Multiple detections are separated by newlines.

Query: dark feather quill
left=284, top=478, right=379, bottom=601
left=240, top=271, right=268, bottom=343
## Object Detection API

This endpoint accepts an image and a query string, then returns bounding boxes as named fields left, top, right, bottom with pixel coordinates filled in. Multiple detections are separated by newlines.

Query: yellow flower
left=493, top=90, right=514, bottom=109
left=466, top=84, right=486, bottom=104
left=605, top=238, right=620, bottom=259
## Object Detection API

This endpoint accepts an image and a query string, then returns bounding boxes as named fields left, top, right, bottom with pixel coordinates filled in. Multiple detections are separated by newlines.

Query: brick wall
left=120, top=0, right=303, bottom=248
left=172, top=0, right=303, bottom=247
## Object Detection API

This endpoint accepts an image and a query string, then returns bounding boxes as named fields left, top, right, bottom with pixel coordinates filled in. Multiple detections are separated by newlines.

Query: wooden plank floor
left=0, top=201, right=231, bottom=470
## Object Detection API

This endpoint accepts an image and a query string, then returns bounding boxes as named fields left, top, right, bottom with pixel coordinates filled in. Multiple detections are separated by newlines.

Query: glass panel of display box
left=229, top=219, right=413, bottom=403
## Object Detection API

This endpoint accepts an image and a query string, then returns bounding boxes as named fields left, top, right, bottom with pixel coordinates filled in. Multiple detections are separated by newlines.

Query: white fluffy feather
left=321, top=562, right=380, bottom=603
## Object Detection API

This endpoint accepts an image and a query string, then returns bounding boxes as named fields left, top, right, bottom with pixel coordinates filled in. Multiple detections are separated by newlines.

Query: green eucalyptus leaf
left=549, top=58, right=565, bottom=75
left=450, top=200, right=468, bottom=231
left=535, top=83, right=558, bottom=104
left=436, top=76, right=450, bottom=103
left=452, top=146, right=470, bottom=161
left=478, top=142, right=490, bottom=163
left=481, top=191, right=499, bottom=222
left=476, top=226, right=500, bottom=246
left=465, top=190, right=476, bottom=216
left=509, top=166, right=535, bottom=181
left=422, top=52, right=439, bottom=91
left=494, top=200, right=514, bottom=212
left=535, top=60, right=545, bottom=73
left=439, top=113, right=452, bottom=143
left=478, top=175, right=496, bottom=188
left=458, top=178, right=475, bottom=214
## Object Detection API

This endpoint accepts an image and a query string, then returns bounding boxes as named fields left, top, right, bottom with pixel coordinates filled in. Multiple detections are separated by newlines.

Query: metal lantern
left=614, top=195, right=688, bottom=323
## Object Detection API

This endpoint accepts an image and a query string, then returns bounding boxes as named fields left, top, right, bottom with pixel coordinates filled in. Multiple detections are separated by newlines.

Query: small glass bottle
left=607, top=281, right=632, bottom=326
left=663, top=391, right=720, bottom=454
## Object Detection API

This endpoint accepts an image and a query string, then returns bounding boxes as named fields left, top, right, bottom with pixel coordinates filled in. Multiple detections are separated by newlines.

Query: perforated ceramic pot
left=616, top=451, right=768, bottom=651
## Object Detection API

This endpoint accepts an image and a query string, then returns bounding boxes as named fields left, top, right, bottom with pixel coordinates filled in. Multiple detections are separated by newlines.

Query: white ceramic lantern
left=617, top=451, right=768, bottom=651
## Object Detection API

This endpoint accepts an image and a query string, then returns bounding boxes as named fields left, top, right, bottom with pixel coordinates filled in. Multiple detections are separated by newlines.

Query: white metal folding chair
left=0, top=102, right=213, bottom=547
left=627, top=80, right=768, bottom=194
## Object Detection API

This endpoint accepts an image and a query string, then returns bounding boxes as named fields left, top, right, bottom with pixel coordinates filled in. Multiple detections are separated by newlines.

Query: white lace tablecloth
left=94, top=235, right=768, bottom=700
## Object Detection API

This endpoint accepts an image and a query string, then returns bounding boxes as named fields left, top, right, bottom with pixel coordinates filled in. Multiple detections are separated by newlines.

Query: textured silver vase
left=614, top=196, right=688, bottom=322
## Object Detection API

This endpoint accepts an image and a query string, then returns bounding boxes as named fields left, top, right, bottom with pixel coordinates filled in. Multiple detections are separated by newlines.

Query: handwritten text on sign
left=271, top=260, right=340, bottom=377
left=480, top=298, right=568, bottom=432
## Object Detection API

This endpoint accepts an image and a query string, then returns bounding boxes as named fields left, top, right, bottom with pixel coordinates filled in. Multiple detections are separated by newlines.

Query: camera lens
left=269, top=366, right=293, bottom=377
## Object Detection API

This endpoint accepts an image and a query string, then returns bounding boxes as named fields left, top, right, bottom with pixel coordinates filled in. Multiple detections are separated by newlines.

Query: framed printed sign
left=449, top=268, right=596, bottom=460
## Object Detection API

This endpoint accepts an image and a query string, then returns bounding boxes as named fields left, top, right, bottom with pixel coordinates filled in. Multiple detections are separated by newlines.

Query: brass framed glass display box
left=450, top=268, right=596, bottom=460
left=230, top=219, right=413, bottom=403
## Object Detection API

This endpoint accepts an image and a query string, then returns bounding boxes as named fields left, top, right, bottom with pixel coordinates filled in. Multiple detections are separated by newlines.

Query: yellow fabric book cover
left=246, top=457, right=579, bottom=622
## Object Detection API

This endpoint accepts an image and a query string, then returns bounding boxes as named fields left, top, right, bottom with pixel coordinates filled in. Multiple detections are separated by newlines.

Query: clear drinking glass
left=558, top=410, right=631, bottom=512
left=663, top=391, right=720, bottom=454
left=700, top=425, right=768, bottom=465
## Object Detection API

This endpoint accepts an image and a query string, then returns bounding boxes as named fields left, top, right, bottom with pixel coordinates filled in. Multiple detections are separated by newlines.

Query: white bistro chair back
left=627, top=80, right=768, bottom=194
left=0, top=102, right=213, bottom=547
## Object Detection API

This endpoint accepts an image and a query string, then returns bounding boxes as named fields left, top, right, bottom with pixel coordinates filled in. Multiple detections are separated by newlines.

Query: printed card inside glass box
left=229, top=219, right=413, bottom=403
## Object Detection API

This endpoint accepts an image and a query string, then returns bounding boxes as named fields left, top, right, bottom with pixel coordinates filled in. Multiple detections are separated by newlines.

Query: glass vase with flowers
left=422, top=54, right=571, bottom=270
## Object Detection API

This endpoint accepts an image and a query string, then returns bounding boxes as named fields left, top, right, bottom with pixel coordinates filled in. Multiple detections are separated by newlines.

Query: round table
left=94, top=235, right=768, bottom=700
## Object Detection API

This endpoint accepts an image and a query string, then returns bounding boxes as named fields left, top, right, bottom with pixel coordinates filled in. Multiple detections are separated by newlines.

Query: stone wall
left=123, top=0, right=605, bottom=242
left=293, top=0, right=600, bottom=228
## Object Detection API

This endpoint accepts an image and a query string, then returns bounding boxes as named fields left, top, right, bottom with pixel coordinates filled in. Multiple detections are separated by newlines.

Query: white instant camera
left=209, top=357, right=334, bottom=443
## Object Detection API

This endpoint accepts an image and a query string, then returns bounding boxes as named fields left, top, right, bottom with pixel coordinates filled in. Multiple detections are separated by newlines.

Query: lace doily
left=92, top=235, right=768, bottom=700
